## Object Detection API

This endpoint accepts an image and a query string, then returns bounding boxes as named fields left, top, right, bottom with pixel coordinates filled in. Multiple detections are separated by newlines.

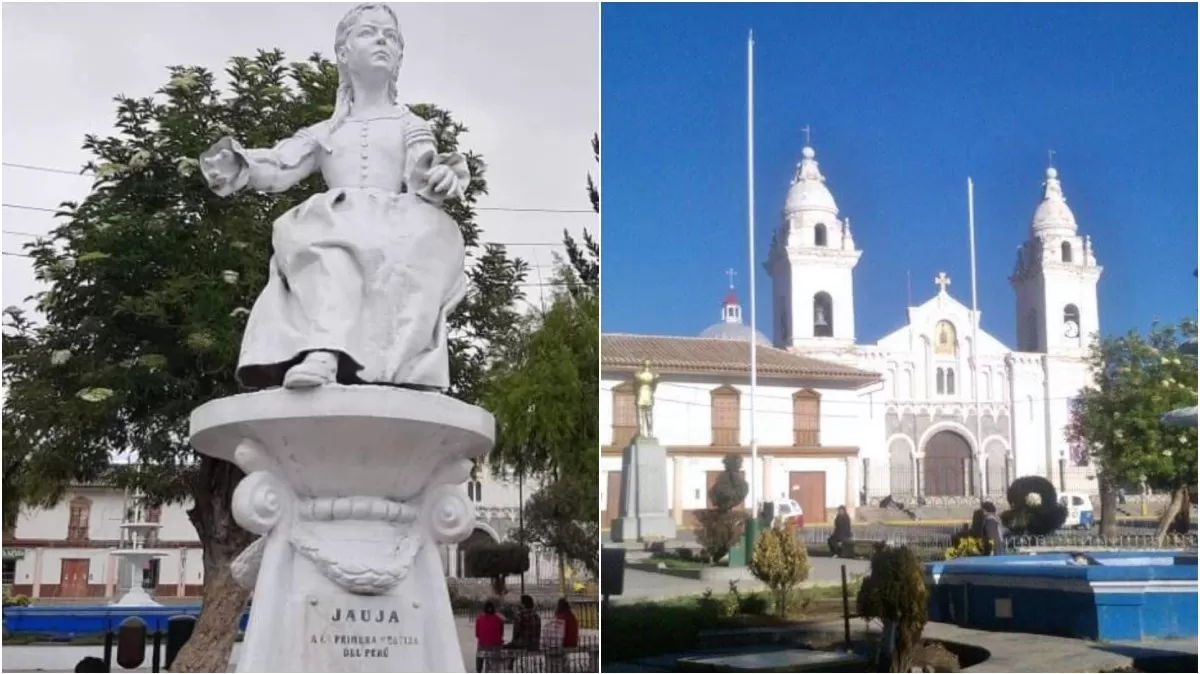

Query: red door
left=789, top=471, right=827, bottom=524
left=60, top=559, right=89, bottom=598
left=604, top=471, right=622, bottom=527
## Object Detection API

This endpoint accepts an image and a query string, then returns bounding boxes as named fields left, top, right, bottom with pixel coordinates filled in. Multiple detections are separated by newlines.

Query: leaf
left=137, top=354, right=168, bottom=371
left=77, top=387, right=114, bottom=403
left=76, top=252, right=111, bottom=264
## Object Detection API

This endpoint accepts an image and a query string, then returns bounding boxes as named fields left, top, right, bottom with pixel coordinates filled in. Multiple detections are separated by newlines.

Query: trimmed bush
left=695, top=454, right=749, bottom=562
left=463, top=541, right=530, bottom=596
left=1001, top=475, right=1068, bottom=535
left=749, top=522, right=810, bottom=615
left=856, top=545, right=928, bottom=673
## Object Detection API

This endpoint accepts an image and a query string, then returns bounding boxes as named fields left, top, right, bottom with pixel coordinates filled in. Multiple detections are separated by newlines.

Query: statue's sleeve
left=402, top=114, right=469, bottom=205
left=201, top=124, right=323, bottom=195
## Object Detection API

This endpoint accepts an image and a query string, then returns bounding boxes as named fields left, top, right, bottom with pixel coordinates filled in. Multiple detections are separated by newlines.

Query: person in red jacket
left=555, top=598, right=580, bottom=648
left=474, top=601, right=504, bottom=672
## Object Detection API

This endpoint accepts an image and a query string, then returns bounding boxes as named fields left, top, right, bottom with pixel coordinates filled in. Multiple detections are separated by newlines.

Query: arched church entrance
left=923, top=430, right=971, bottom=497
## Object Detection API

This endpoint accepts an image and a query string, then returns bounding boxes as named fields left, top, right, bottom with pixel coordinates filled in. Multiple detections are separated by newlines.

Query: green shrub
left=695, top=454, right=750, bottom=562
left=2, top=592, right=30, bottom=607
left=1001, top=475, right=1068, bottom=535
left=944, top=536, right=986, bottom=560
left=739, top=592, right=770, bottom=615
left=856, top=545, right=928, bottom=673
left=463, top=541, right=530, bottom=596
left=749, top=522, right=811, bottom=616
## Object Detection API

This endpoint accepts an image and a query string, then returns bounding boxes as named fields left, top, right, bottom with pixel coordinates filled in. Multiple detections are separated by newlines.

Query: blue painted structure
left=2, top=604, right=250, bottom=637
left=925, top=552, right=1197, bottom=641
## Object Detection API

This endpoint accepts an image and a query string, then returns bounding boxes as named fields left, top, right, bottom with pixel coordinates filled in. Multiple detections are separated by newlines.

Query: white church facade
left=601, top=142, right=1102, bottom=526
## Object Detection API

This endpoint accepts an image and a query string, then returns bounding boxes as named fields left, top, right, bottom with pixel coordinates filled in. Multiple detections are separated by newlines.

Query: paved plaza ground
left=615, top=556, right=870, bottom=603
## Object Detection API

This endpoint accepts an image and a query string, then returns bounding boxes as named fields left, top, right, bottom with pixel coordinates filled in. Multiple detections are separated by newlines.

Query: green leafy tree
left=695, top=454, right=749, bottom=563
left=1, top=51, right=525, bottom=671
left=856, top=545, right=928, bottom=673
left=484, top=135, right=598, bottom=583
left=748, top=522, right=810, bottom=615
left=1066, top=319, right=1197, bottom=541
left=464, top=541, right=531, bottom=597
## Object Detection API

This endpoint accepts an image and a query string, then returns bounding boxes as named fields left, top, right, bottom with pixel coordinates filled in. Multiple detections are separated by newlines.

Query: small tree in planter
left=694, top=454, right=749, bottom=563
left=463, top=541, right=531, bottom=598
left=1001, top=475, right=1067, bottom=536
left=749, top=522, right=810, bottom=615
left=856, top=545, right=928, bottom=673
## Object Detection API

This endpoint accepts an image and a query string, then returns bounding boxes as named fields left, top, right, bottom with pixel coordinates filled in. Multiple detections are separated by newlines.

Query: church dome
left=784, top=146, right=839, bottom=215
left=1031, top=167, right=1078, bottom=236
left=700, top=289, right=771, bottom=346
left=700, top=321, right=772, bottom=347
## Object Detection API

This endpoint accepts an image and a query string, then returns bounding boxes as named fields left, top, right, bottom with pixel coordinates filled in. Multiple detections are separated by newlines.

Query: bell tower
left=766, top=141, right=862, bottom=352
left=1010, top=163, right=1102, bottom=356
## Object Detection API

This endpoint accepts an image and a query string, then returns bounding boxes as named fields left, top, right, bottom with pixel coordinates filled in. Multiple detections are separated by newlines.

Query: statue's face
left=342, top=8, right=402, bottom=79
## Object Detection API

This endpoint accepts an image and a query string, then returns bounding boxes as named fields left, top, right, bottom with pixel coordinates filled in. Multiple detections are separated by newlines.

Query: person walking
left=507, top=595, right=542, bottom=651
left=474, top=601, right=504, bottom=672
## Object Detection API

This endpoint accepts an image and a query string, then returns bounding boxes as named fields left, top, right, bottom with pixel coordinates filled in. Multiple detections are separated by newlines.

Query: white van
left=1059, top=492, right=1095, bottom=529
left=774, top=499, right=805, bottom=529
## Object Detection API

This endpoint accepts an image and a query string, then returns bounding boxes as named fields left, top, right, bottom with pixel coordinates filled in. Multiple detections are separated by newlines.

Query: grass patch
left=602, top=582, right=862, bottom=665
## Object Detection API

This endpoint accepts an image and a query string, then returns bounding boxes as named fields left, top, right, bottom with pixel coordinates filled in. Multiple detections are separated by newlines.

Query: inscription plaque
left=303, top=594, right=422, bottom=672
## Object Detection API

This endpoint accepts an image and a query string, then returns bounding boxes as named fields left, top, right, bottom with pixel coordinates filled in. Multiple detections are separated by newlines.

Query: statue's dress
left=204, top=109, right=469, bottom=389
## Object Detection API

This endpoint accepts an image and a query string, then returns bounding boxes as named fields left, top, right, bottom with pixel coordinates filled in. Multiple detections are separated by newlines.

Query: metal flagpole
left=747, top=30, right=759, bottom=515
left=968, top=178, right=984, bottom=502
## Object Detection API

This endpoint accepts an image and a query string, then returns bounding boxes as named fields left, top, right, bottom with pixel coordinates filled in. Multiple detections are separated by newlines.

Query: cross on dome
left=802, top=124, right=812, bottom=147
left=934, top=272, right=951, bottom=295
left=725, top=268, right=737, bottom=289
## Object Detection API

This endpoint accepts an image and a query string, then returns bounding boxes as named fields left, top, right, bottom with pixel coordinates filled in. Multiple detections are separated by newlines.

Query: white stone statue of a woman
left=199, top=3, right=469, bottom=392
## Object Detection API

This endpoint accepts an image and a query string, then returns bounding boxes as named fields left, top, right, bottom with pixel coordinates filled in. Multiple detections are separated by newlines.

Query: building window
left=946, top=368, right=956, bottom=395
left=711, top=385, right=740, bottom=446
left=1061, top=241, right=1073, bottom=263
left=936, top=368, right=945, bottom=395
left=793, top=389, right=821, bottom=446
left=813, top=292, right=834, bottom=338
left=612, top=382, right=636, bottom=447
left=67, top=496, right=91, bottom=543
left=934, top=320, right=957, bottom=356
left=2, top=559, right=15, bottom=587
left=466, top=480, right=483, bottom=503
left=814, top=223, right=828, bottom=247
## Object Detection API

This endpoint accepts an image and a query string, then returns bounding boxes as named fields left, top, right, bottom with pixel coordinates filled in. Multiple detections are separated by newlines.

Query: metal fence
left=478, top=634, right=599, bottom=672
left=791, top=524, right=1198, bottom=556
left=1006, top=533, right=1198, bottom=552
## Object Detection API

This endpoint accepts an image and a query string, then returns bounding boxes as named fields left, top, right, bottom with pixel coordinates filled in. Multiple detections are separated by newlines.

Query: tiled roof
left=602, top=333, right=880, bottom=384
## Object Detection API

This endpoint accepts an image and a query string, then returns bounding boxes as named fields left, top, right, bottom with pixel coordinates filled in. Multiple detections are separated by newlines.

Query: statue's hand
left=199, top=139, right=248, bottom=197
left=426, top=164, right=461, bottom=199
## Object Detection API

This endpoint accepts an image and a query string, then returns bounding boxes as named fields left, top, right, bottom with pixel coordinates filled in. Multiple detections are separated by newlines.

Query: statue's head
left=642, top=359, right=652, bottom=370
left=334, top=3, right=403, bottom=101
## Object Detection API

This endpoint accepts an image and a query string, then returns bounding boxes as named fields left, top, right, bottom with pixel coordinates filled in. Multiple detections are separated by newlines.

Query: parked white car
left=1059, top=492, right=1096, bottom=529
left=774, top=499, right=805, bottom=528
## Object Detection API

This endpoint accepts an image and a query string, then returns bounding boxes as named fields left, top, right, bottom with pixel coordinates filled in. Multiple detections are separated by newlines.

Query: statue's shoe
left=283, top=352, right=338, bottom=389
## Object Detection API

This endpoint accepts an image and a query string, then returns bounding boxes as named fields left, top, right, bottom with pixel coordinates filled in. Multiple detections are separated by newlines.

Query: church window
left=612, top=383, right=637, bottom=447
left=711, top=385, right=741, bottom=446
left=814, top=223, right=828, bottom=247
left=1061, top=241, right=1073, bottom=263
left=936, top=368, right=946, bottom=395
left=946, top=368, right=956, bottom=395
left=793, top=389, right=821, bottom=446
left=67, top=496, right=91, bottom=542
left=934, top=320, right=957, bottom=356
left=813, top=292, right=834, bottom=337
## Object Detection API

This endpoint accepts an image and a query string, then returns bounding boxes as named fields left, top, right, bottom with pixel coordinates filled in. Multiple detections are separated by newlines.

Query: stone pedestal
left=611, top=436, right=676, bottom=542
left=190, top=386, right=493, bottom=673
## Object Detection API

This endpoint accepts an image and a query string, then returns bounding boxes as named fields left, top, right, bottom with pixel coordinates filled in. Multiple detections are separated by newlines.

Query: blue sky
left=600, top=2, right=1198, bottom=347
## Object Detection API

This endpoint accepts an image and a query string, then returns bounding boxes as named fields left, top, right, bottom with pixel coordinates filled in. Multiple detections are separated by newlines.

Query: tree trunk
left=172, top=456, right=256, bottom=673
left=1097, top=470, right=1119, bottom=538
left=1153, top=485, right=1189, bottom=546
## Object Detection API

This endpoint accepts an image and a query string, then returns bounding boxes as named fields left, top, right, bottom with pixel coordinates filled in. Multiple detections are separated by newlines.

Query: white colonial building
left=3, top=468, right=553, bottom=601
left=602, top=143, right=1103, bottom=526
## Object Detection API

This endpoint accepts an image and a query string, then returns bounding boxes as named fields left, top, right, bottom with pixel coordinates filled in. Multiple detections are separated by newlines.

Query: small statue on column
left=634, top=360, right=659, bottom=439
